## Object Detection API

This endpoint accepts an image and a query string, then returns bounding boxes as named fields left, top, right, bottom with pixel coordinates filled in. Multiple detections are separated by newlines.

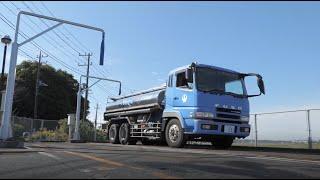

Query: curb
left=0, top=149, right=43, bottom=153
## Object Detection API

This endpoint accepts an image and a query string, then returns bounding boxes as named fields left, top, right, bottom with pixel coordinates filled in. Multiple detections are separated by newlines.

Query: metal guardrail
left=250, top=109, right=320, bottom=149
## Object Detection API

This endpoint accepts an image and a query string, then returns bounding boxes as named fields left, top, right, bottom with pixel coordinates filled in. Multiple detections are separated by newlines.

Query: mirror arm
left=246, top=92, right=262, bottom=98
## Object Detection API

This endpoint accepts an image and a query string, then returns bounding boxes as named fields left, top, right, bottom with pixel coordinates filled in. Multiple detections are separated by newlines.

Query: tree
left=8, top=60, right=90, bottom=129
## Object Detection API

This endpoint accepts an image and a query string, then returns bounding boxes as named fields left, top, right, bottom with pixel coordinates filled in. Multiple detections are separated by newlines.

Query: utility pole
left=32, top=51, right=47, bottom=132
left=94, top=103, right=99, bottom=142
left=73, top=75, right=121, bottom=141
left=78, top=53, right=92, bottom=122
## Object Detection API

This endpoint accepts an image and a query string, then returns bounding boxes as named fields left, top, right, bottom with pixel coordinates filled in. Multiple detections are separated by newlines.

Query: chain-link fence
left=235, top=109, right=320, bottom=149
left=12, top=116, right=60, bottom=132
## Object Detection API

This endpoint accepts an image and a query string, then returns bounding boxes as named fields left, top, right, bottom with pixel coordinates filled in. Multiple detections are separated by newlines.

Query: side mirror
left=244, top=73, right=266, bottom=97
left=185, top=68, right=193, bottom=83
left=257, top=76, right=265, bottom=95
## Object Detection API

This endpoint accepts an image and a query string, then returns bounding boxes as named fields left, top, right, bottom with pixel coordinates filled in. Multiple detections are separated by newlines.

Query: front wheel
left=165, top=118, right=186, bottom=148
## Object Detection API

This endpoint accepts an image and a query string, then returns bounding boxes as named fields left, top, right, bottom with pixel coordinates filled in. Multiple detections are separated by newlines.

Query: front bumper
left=183, top=118, right=250, bottom=138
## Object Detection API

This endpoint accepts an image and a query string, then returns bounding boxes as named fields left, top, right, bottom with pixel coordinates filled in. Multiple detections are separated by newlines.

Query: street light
left=1, top=35, right=12, bottom=90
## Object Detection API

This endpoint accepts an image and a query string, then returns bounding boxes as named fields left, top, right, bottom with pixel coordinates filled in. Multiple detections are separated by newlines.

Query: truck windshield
left=196, top=67, right=245, bottom=97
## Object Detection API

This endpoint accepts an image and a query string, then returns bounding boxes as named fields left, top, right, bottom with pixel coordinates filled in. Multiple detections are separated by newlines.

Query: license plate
left=224, top=125, right=235, bottom=133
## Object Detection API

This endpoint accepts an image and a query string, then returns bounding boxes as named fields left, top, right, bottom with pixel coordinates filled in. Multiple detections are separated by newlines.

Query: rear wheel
left=119, top=123, right=137, bottom=145
left=211, top=136, right=234, bottom=149
left=109, top=124, right=120, bottom=144
left=165, top=118, right=186, bottom=148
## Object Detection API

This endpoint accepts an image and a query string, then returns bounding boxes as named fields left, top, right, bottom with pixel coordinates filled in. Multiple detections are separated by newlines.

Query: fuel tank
left=105, top=85, right=166, bottom=114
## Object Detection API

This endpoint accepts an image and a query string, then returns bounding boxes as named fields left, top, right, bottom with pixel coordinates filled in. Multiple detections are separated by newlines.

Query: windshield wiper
left=201, top=89, right=244, bottom=98
left=201, top=88, right=225, bottom=94
left=224, top=92, right=245, bottom=98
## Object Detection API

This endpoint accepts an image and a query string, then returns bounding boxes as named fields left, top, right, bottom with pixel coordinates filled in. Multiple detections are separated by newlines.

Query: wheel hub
left=110, top=128, right=115, bottom=139
left=169, top=124, right=180, bottom=142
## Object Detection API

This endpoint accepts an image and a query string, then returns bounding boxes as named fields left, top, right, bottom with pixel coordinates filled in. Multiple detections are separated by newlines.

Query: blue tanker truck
left=103, top=62, right=265, bottom=148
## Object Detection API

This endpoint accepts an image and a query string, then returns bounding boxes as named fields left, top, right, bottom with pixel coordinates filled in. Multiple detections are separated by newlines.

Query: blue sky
left=0, top=1, right=320, bottom=133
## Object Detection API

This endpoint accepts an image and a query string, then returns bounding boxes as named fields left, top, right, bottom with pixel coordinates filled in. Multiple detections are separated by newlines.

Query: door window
left=176, top=71, right=193, bottom=89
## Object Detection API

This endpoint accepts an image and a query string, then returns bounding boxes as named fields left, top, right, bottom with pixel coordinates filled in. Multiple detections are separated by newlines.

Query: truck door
left=165, top=74, right=175, bottom=107
left=172, top=70, right=194, bottom=107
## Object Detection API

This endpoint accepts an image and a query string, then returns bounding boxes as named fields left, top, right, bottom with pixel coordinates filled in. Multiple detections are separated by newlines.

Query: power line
left=31, top=2, right=137, bottom=96
left=18, top=48, right=34, bottom=59
left=0, top=13, right=84, bottom=75
left=35, top=2, right=116, bottom=84
left=0, top=2, right=85, bottom=75
left=22, top=1, right=82, bottom=55
left=30, top=1, right=88, bottom=53
left=20, top=2, right=82, bottom=57
left=32, top=2, right=131, bottom=92
left=8, top=2, right=85, bottom=66
left=24, top=1, right=122, bottom=92
left=39, top=1, right=91, bottom=53
left=2, top=2, right=133, bottom=96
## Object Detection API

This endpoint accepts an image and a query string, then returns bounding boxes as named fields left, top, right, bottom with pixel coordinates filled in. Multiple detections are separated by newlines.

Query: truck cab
left=162, top=62, right=265, bottom=148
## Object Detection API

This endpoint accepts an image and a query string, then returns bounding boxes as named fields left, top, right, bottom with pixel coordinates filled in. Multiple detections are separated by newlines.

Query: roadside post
left=306, top=110, right=312, bottom=149
left=67, top=114, right=76, bottom=141
left=254, top=114, right=258, bottom=147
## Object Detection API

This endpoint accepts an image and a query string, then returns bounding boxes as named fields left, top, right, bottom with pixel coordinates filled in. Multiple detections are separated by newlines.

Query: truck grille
left=216, top=113, right=240, bottom=120
left=216, top=107, right=241, bottom=120
left=216, top=107, right=241, bottom=114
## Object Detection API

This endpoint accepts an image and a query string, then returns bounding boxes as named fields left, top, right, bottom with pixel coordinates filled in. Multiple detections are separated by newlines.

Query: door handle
left=173, top=97, right=179, bottom=100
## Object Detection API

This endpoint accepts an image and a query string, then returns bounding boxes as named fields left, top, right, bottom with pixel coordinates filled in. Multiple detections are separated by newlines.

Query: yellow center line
left=62, top=150, right=179, bottom=179
left=151, top=172, right=179, bottom=179
left=63, top=151, right=124, bottom=167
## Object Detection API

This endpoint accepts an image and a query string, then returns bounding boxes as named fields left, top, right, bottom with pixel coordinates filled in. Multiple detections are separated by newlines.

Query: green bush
left=27, top=126, right=68, bottom=142
left=80, top=120, right=94, bottom=142
left=54, top=118, right=68, bottom=141
left=96, top=129, right=108, bottom=142
left=13, top=124, right=25, bottom=138
left=24, top=119, right=101, bottom=142
left=57, top=118, right=68, bottom=134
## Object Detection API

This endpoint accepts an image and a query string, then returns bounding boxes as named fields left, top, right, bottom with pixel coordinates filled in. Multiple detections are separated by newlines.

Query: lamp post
left=1, top=35, right=12, bottom=90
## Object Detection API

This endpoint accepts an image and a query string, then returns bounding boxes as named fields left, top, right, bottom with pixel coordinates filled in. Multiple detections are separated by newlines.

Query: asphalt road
left=0, top=142, right=320, bottom=179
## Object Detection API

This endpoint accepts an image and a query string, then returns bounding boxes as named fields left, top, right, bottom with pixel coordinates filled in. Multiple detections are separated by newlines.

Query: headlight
left=190, top=112, right=214, bottom=119
left=241, top=116, right=249, bottom=122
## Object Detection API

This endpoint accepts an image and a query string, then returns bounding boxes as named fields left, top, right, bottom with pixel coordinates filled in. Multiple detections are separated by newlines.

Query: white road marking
left=38, top=152, right=61, bottom=160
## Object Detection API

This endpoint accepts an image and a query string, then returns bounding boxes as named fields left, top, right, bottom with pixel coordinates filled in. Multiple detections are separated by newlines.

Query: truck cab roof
left=168, top=62, right=241, bottom=76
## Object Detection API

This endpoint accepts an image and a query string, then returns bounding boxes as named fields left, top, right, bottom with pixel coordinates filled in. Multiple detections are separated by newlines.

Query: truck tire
left=119, top=123, right=137, bottom=145
left=109, top=124, right=120, bottom=144
left=211, top=136, right=234, bottom=149
left=165, top=118, right=186, bottom=148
